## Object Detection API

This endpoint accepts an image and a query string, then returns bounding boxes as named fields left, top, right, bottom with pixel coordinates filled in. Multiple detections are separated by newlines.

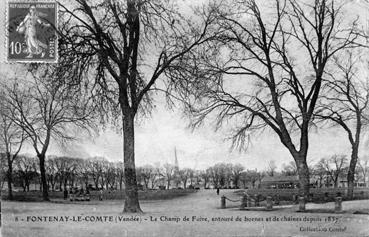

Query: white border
left=5, top=0, right=59, bottom=64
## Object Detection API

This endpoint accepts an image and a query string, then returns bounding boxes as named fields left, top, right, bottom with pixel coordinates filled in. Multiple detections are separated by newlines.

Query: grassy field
left=1, top=189, right=369, bottom=237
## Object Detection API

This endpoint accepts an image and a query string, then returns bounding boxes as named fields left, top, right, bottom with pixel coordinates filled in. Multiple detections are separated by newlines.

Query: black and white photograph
left=0, top=0, right=369, bottom=236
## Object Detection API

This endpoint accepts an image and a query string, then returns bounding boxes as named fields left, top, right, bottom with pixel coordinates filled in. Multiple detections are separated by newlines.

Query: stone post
left=274, top=194, right=280, bottom=205
left=308, top=193, right=313, bottom=202
left=221, top=195, right=226, bottom=209
left=298, top=196, right=305, bottom=212
left=292, top=194, right=297, bottom=204
left=335, top=196, right=342, bottom=213
left=324, top=192, right=329, bottom=202
left=266, top=196, right=273, bottom=210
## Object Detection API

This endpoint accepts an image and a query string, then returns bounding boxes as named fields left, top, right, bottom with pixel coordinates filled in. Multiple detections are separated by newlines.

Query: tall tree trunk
left=38, top=154, right=49, bottom=201
left=6, top=168, right=12, bottom=198
left=122, top=111, right=141, bottom=213
left=6, top=153, right=13, bottom=200
left=71, top=176, right=75, bottom=188
left=22, top=180, right=26, bottom=192
left=145, top=180, right=149, bottom=189
left=334, top=178, right=338, bottom=188
left=63, top=178, right=67, bottom=191
left=151, top=180, right=155, bottom=189
left=94, top=177, right=99, bottom=189
left=347, top=145, right=359, bottom=200
left=296, top=158, right=310, bottom=198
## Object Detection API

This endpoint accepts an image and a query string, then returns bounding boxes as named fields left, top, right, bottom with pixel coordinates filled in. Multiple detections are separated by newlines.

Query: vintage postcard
left=6, top=1, right=58, bottom=63
left=1, top=0, right=369, bottom=237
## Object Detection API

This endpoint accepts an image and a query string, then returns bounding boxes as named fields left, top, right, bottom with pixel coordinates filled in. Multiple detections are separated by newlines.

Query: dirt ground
left=1, top=189, right=369, bottom=237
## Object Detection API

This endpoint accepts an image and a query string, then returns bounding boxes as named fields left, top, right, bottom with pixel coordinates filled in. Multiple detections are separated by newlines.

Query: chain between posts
left=224, top=197, right=241, bottom=202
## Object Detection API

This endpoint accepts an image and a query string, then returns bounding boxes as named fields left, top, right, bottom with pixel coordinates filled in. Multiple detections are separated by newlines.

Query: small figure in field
left=63, top=188, right=68, bottom=200
left=99, top=189, right=103, bottom=201
left=85, top=188, right=90, bottom=201
left=216, top=187, right=220, bottom=195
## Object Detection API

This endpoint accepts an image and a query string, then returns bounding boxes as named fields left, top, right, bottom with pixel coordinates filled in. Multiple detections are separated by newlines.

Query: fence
left=220, top=193, right=344, bottom=212
left=243, top=187, right=369, bottom=201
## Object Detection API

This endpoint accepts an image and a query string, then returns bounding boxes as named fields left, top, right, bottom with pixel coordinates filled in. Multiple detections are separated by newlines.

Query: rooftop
left=261, top=175, right=299, bottom=183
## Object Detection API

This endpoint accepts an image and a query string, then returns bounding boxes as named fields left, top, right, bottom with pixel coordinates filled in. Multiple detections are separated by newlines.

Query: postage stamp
left=7, top=1, right=58, bottom=63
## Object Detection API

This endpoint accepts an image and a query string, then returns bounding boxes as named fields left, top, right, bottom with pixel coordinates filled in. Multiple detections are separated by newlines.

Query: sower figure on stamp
left=16, top=4, right=50, bottom=58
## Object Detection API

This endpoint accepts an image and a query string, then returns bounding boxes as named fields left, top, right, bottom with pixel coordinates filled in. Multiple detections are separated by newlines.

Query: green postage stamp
left=7, top=1, right=58, bottom=63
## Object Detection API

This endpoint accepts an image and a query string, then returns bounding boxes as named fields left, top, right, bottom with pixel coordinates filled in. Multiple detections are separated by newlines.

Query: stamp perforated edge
left=5, top=0, right=59, bottom=64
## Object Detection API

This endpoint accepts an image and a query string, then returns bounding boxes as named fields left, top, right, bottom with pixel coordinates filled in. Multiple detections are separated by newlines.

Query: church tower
left=174, top=147, right=179, bottom=171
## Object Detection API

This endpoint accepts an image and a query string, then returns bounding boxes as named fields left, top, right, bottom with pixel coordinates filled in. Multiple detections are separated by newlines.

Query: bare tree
left=116, top=162, right=125, bottom=190
left=100, top=159, right=116, bottom=190
left=76, top=159, right=91, bottom=190
left=46, top=156, right=58, bottom=191
left=207, top=163, right=233, bottom=187
left=315, top=52, right=369, bottom=199
left=0, top=91, right=27, bottom=199
left=357, top=157, right=369, bottom=187
left=105, top=161, right=117, bottom=190
left=231, top=163, right=244, bottom=187
left=188, top=168, right=196, bottom=186
left=137, top=165, right=157, bottom=190
left=173, top=0, right=364, bottom=200
left=0, top=153, right=7, bottom=189
left=15, top=155, right=38, bottom=192
left=310, top=164, right=326, bottom=188
left=163, top=163, right=175, bottom=190
left=58, top=0, right=214, bottom=212
left=178, top=168, right=192, bottom=189
left=266, top=160, right=277, bottom=177
left=194, top=170, right=203, bottom=186
left=54, top=156, right=79, bottom=191
left=200, top=169, right=211, bottom=188
left=240, top=169, right=263, bottom=189
left=86, top=157, right=106, bottom=190
left=4, top=74, right=93, bottom=200
left=316, top=155, right=348, bottom=188
left=150, top=164, right=162, bottom=189
left=281, top=161, right=298, bottom=176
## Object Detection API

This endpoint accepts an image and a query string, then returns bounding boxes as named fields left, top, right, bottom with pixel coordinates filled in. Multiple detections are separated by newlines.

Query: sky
left=0, top=0, right=368, bottom=172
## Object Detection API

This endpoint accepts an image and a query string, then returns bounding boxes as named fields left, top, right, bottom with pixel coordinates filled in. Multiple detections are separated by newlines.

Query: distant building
left=260, top=176, right=299, bottom=189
